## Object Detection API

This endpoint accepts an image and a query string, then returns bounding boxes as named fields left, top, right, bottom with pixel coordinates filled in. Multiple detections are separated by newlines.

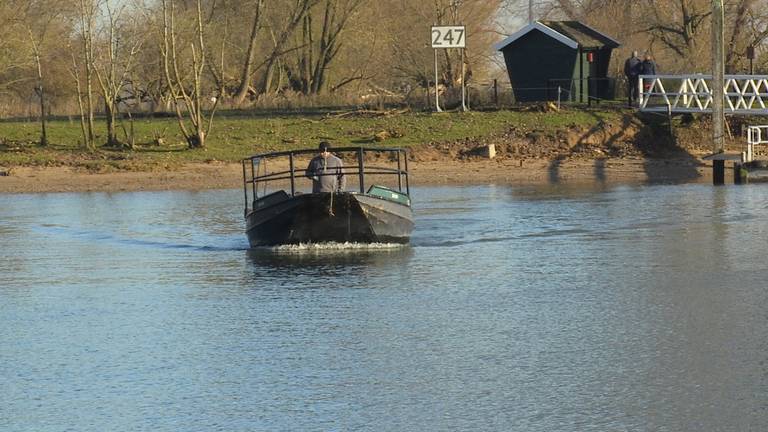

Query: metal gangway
left=639, top=74, right=768, bottom=114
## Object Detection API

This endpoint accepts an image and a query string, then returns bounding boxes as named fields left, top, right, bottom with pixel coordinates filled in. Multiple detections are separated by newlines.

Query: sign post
left=433, top=48, right=442, bottom=112
left=431, top=25, right=467, bottom=112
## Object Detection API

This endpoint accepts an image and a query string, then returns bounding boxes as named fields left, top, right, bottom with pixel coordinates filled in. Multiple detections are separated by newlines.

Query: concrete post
left=712, top=0, right=725, bottom=185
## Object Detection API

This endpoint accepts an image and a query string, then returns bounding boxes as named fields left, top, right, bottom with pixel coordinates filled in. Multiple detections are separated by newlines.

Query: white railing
left=639, top=74, right=768, bottom=114
left=744, top=125, right=768, bottom=162
left=747, top=125, right=768, bottom=145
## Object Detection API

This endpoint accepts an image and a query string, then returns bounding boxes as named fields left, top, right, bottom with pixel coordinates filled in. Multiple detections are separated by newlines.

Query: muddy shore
left=0, top=110, right=735, bottom=193
left=0, top=156, right=715, bottom=194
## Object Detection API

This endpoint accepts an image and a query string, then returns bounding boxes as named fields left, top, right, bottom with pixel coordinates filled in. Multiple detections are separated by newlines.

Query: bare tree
left=725, top=0, right=756, bottom=72
left=161, top=0, right=219, bottom=149
left=258, top=0, right=316, bottom=95
left=18, top=0, right=69, bottom=146
left=0, top=2, right=33, bottom=95
left=72, top=0, right=98, bottom=150
left=233, top=0, right=265, bottom=104
left=292, top=0, right=365, bottom=94
left=93, top=1, right=144, bottom=148
left=29, top=32, right=48, bottom=146
left=384, top=0, right=499, bottom=90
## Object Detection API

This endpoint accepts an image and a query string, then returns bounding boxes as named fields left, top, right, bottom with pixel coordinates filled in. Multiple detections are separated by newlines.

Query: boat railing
left=242, top=146, right=410, bottom=217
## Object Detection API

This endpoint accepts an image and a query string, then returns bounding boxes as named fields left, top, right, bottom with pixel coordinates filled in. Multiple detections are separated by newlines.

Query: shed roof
left=541, top=21, right=620, bottom=48
left=494, top=20, right=620, bottom=51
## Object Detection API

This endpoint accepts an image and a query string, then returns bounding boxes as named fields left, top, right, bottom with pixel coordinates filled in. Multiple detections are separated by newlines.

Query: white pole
left=557, top=86, right=561, bottom=110
left=434, top=48, right=442, bottom=112
left=461, top=49, right=467, bottom=112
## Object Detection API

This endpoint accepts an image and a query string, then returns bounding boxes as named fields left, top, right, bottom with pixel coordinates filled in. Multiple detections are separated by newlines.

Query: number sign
left=431, top=26, right=466, bottom=49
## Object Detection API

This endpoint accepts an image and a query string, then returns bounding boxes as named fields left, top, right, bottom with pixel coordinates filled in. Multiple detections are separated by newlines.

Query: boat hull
left=245, top=192, right=413, bottom=247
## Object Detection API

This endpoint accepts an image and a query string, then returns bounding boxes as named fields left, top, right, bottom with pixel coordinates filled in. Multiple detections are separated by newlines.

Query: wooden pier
left=703, top=125, right=768, bottom=184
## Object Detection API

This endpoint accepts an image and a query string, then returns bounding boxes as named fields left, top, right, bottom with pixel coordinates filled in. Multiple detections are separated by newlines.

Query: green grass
left=0, top=109, right=624, bottom=170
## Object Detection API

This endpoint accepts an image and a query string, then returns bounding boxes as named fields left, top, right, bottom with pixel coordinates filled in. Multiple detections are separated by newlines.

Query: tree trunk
left=38, top=85, right=48, bottom=147
left=258, top=0, right=314, bottom=95
left=725, top=0, right=754, bottom=73
left=105, top=100, right=118, bottom=147
left=234, top=0, right=265, bottom=105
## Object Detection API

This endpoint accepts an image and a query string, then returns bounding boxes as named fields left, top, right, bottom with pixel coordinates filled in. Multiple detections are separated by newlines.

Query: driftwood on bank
left=326, top=108, right=410, bottom=119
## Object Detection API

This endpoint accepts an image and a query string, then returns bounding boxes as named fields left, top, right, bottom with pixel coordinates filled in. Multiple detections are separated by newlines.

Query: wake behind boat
left=242, top=146, right=413, bottom=247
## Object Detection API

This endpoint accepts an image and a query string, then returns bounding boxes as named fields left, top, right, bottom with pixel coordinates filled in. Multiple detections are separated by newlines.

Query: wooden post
left=579, top=46, right=584, bottom=103
left=734, top=162, right=743, bottom=184
left=667, top=104, right=674, bottom=138
left=713, top=160, right=725, bottom=185
left=712, top=0, right=725, bottom=185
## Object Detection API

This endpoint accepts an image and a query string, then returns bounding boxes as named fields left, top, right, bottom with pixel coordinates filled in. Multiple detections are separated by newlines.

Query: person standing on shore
left=624, top=51, right=642, bottom=107
left=306, top=141, right=346, bottom=193
left=640, top=54, right=658, bottom=94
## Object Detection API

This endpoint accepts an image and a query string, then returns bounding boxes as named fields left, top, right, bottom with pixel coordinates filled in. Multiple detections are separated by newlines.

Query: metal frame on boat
left=242, top=146, right=413, bottom=247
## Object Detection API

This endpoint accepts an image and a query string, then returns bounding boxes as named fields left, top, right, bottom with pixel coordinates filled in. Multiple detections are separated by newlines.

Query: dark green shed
left=494, top=21, right=620, bottom=102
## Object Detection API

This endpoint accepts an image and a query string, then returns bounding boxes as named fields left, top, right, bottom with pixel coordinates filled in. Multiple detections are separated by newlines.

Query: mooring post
left=713, top=160, right=725, bottom=185
left=712, top=0, right=725, bottom=185
left=734, top=162, right=743, bottom=184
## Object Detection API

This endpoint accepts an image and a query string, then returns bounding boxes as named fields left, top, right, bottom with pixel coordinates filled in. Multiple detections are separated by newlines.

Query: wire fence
left=406, top=77, right=629, bottom=111
left=0, top=77, right=635, bottom=121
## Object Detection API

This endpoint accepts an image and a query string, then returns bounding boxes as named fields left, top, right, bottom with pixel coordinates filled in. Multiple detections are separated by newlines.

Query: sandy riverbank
left=0, top=157, right=715, bottom=194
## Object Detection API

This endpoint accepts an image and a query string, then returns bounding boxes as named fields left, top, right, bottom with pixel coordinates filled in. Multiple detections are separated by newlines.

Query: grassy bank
left=0, top=109, right=628, bottom=171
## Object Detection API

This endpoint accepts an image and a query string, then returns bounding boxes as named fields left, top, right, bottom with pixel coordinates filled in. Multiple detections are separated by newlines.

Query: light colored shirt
left=306, top=154, right=346, bottom=193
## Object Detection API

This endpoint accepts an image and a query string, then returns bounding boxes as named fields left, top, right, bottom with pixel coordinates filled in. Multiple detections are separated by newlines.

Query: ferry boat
left=242, top=147, right=413, bottom=247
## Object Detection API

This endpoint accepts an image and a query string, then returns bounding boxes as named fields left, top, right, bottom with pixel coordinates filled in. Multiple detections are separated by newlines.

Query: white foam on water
left=269, top=242, right=407, bottom=254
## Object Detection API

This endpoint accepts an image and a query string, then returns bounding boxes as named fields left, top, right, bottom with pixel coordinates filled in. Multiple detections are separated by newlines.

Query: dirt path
left=0, top=157, right=713, bottom=194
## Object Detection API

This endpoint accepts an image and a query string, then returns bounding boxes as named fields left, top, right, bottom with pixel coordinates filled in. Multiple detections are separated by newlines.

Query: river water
left=2, top=183, right=767, bottom=431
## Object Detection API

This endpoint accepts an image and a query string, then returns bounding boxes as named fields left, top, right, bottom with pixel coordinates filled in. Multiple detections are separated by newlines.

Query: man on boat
left=306, top=141, right=346, bottom=193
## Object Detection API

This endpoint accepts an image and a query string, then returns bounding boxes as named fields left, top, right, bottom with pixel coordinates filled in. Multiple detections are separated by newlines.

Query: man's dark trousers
left=628, top=76, right=639, bottom=106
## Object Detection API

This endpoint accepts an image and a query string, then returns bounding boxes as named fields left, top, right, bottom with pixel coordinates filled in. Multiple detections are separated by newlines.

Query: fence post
left=557, top=86, right=562, bottom=110
left=667, top=104, right=674, bottom=138
left=493, top=79, right=499, bottom=107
